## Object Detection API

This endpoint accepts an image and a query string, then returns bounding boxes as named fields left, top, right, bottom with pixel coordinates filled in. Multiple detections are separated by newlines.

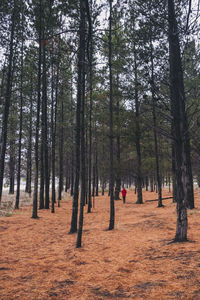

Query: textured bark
left=168, top=0, right=188, bottom=241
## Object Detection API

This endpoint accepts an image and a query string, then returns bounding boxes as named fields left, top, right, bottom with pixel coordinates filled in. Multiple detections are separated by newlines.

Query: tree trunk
left=168, top=0, right=188, bottom=241
left=25, top=76, right=33, bottom=195
left=0, top=1, right=16, bottom=203
left=150, top=34, right=162, bottom=207
left=15, top=27, right=24, bottom=209
left=32, top=0, right=42, bottom=219
left=114, top=74, right=121, bottom=200
left=108, top=0, right=115, bottom=230
left=58, top=96, right=64, bottom=205
left=76, top=0, right=87, bottom=248
left=134, top=45, right=143, bottom=204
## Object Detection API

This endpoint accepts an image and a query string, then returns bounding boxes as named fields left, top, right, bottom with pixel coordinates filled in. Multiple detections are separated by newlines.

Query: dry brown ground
left=1, top=189, right=200, bottom=300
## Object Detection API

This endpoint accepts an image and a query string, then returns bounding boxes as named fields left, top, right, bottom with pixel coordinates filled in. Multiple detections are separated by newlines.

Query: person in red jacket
left=121, top=187, right=127, bottom=204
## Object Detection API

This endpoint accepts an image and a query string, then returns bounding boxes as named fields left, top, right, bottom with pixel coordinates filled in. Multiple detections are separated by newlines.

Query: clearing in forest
left=1, top=189, right=200, bottom=299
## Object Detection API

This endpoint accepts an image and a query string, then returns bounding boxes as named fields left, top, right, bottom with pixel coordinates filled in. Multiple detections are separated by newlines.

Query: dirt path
left=1, top=189, right=200, bottom=299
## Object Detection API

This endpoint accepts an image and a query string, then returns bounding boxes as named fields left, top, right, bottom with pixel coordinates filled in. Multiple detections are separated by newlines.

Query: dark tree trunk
left=134, top=46, right=143, bottom=204
left=108, top=0, right=115, bottom=230
left=25, top=77, right=33, bottom=195
left=15, top=29, right=24, bottom=210
left=69, top=0, right=84, bottom=234
left=76, top=0, right=87, bottom=248
left=9, top=138, right=15, bottom=194
left=95, top=148, right=98, bottom=197
left=51, top=51, right=59, bottom=213
left=87, top=28, right=93, bottom=213
left=32, top=0, right=42, bottom=219
left=0, top=1, right=16, bottom=203
left=172, top=142, right=177, bottom=202
left=58, top=97, right=64, bottom=205
left=92, top=164, right=95, bottom=197
left=168, top=0, right=188, bottom=241
left=114, top=75, right=121, bottom=200
left=150, top=35, right=162, bottom=207
left=43, top=42, right=50, bottom=209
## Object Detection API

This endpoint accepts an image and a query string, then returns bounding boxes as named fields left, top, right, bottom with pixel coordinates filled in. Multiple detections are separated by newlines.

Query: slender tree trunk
left=69, top=2, right=84, bottom=234
left=32, top=0, right=42, bottom=219
left=134, top=45, right=143, bottom=204
left=87, top=33, right=93, bottom=212
left=25, top=77, right=33, bottom=195
left=42, top=42, right=50, bottom=209
left=15, top=28, right=24, bottom=209
left=108, top=0, right=115, bottom=230
left=9, top=138, right=15, bottom=194
left=76, top=0, right=87, bottom=248
left=115, top=74, right=121, bottom=200
left=58, top=97, right=64, bottom=205
left=150, top=35, right=162, bottom=207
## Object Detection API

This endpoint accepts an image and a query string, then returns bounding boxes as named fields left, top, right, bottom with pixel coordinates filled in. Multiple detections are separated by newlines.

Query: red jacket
left=121, top=188, right=127, bottom=197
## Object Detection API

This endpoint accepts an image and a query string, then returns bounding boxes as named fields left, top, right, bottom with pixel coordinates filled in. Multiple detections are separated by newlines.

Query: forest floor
left=1, top=188, right=200, bottom=299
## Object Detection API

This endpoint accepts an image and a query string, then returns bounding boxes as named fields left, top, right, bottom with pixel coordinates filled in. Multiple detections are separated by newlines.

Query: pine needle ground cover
left=1, top=189, right=200, bottom=299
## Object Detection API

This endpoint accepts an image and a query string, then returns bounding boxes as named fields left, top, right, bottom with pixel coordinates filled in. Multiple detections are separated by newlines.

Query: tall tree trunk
left=32, top=0, right=42, bottom=219
left=15, top=27, right=24, bottom=209
left=51, top=60, right=59, bottom=211
left=87, top=29, right=93, bottom=212
left=114, top=74, right=121, bottom=200
left=25, top=77, right=33, bottom=195
left=0, top=0, right=16, bottom=203
left=108, top=0, right=115, bottom=230
left=168, top=0, right=188, bottom=241
left=150, top=34, right=162, bottom=207
left=134, top=45, right=143, bottom=204
left=69, top=1, right=84, bottom=234
left=43, top=42, right=50, bottom=209
left=76, top=0, right=87, bottom=248
left=58, top=97, right=64, bottom=205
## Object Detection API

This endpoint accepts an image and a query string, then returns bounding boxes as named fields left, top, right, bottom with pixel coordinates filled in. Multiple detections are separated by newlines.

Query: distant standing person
left=121, top=187, right=127, bottom=204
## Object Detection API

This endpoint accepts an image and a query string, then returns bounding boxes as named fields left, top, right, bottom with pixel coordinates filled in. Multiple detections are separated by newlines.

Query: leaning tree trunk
left=168, top=0, right=188, bottom=241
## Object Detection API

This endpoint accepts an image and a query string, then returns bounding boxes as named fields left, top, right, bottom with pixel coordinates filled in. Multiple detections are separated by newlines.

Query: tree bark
left=108, top=0, right=115, bottom=230
left=168, top=0, right=188, bottom=241
left=134, top=45, right=143, bottom=204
